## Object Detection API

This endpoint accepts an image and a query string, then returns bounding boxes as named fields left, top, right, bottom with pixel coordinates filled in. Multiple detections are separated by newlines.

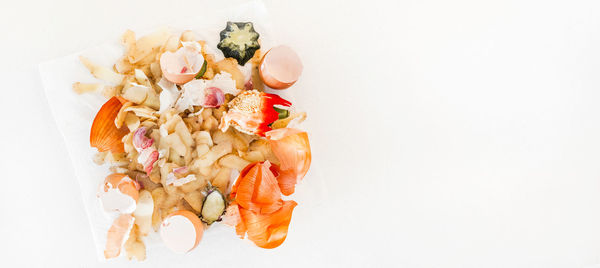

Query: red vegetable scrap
left=219, top=90, right=291, bottom=136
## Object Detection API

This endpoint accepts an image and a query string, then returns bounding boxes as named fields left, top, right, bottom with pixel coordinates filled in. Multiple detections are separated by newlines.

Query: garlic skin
left=157, top=78, right=180, bottom=114
left=133, top=127, right=154, bottom=150
left=175, top=72, right=239, bottom=112
left=132, top=127, right=159, bottom=174
left=203, top=87, right=225, bottom=108
left=166, top=173, right=197, bottom=187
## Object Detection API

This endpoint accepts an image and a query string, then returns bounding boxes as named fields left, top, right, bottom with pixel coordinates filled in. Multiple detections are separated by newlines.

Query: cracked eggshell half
left=160, top=210, right=204, bottom=253
left=259, top=45, right=303, bottom=90
left=160, top=42, right=205, bottom=85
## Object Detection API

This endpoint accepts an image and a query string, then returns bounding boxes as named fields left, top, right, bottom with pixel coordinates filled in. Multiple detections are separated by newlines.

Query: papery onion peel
left=265, top=128, right=311, bottom=195
left=238, top=200, right=297, bottom=249
left=90, top=97, right=130, bottom=153
left=227, top=160, right=298, bottom=249
left=230, top=161, right=283, bottom=214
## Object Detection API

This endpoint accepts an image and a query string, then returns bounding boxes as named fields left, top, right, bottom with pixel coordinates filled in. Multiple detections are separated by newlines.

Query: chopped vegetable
left=200, top=187, right=226, bottom=224
left=219, top=154, right=251, bottom=171
left=273, top=107, right=289, bottom=120
left=219, top=90, right=292, bottom=136
left=195, top=60, right=208, bottom=79
left=133, top=190, right=154, bottom=236
left=271, top=112, right=306, bottom=129
left=217, top=22, right=260, bottom=65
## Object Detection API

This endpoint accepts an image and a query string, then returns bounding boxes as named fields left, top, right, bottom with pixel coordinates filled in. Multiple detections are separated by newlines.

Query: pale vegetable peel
left=133, top=190, right=154, bottom=236
left=79, top=56, right=125, bottom=85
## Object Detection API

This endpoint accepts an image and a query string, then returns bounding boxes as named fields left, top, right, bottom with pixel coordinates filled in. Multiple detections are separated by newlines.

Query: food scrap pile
left=74, top=22, right=310, bottom=261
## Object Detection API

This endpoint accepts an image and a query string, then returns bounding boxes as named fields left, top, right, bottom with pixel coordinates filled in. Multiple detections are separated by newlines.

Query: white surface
left=2, top=0, right=600, bottom=267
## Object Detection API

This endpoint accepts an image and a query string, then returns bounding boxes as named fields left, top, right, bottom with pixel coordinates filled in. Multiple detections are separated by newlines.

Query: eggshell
left=160, top=42, right=205, bottom=85
left=104, top=214, right=135, bottom=259
left=159, top=210, right=204, bottom=253
left=98, top=174, right=139, bottom=214
left=259, top=45, right=303, bottom=90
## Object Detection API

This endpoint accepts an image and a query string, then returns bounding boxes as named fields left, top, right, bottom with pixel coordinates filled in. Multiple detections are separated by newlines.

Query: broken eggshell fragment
left=97, top=174, right=140, bottom=214
left=160, top=42, right=205, bottom=84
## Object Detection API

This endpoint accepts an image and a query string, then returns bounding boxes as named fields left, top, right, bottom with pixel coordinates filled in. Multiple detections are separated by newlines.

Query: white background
left=1, top=0, right=600, bottom=267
